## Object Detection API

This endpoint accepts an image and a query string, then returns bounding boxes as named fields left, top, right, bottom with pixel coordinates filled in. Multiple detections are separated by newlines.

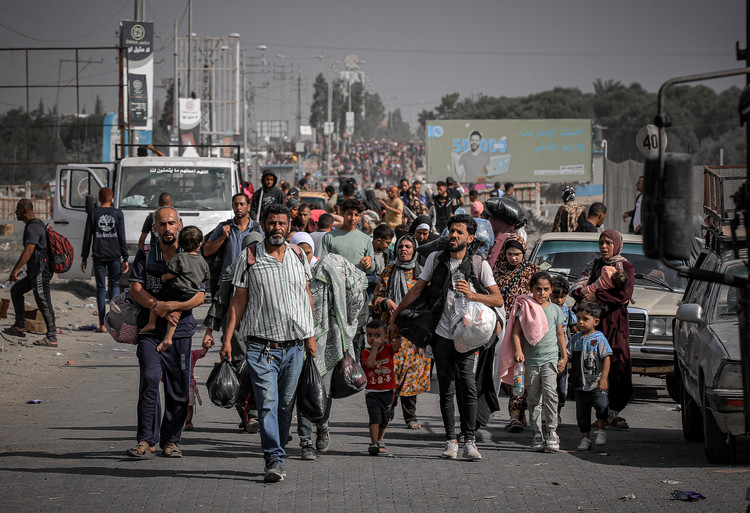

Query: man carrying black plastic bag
left=223, top=204, right=316, bottom=484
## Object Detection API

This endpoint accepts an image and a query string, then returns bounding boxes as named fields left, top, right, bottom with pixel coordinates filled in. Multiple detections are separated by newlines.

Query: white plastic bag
left=451, top=301, right=496, bottom=353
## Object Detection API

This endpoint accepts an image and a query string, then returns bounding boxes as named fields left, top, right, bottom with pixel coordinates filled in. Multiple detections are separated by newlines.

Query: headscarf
left=290, top=231, right=317, bottom=266
left=573, top=229, right=629, bottom=291
left=409, top=214, right=433, bottom=234
left=492, top=234, right=539, bottom=318
left=561, top=186, right=576, bottom=203
left=386, top=234, right=421, bottom=305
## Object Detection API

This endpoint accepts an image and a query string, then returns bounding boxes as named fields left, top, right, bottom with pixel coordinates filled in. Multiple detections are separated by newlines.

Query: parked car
left=528, top=232, right=686, bottom=398
left=673, top=247, right=747, bottom=463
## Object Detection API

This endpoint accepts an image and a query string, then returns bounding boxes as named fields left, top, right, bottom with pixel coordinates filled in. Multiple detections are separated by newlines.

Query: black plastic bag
left=233, top=357, right=253, bottom=401
left=396, top=295, right=434, bottom=349
left=484, top=196, right=526, bottom=228
left=330, top=352, right=367, bottom=399
left=206, top=357, right=241, bottom=408
left=296, top=356, right=327, bottom=421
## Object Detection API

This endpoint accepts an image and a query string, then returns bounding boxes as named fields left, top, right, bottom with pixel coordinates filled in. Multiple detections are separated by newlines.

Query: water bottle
left=512, top=362, right=525, bottom=395
left=452, top=271, right=466, bottom=311
left=1, top=270, right=26, bottom=289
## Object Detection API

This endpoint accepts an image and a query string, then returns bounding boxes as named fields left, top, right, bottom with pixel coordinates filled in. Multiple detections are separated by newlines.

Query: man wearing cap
left=445, top=177, right=465, bottom=208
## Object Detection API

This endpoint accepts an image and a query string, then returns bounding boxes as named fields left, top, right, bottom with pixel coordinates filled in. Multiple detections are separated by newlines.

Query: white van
left=54, top=156, right=241, bottom=279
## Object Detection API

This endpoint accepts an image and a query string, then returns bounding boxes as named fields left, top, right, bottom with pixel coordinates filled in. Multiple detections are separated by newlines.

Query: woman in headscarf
left=289, top=231, right=318, bottom=267
left=492, top=234, right=539, bottom=432
left=571, top=229, right=635, bottom=429
left=552, top=186, right=586, bottom=232
left=371, top=233, right=431, bottom=429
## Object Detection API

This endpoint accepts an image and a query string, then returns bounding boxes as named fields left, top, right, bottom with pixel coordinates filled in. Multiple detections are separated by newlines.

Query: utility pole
left=326, top=56, right=333, bottom=174
left=187, top=0, right=192, bottom=97
left=173, top=19, right=179, bottom=153
left=297, top=64, right=302, bottom=140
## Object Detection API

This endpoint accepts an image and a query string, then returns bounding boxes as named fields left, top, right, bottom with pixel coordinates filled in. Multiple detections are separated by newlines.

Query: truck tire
left=702, top=386, right=735, bottom=463
left=680, top=382, right=703, bottom=442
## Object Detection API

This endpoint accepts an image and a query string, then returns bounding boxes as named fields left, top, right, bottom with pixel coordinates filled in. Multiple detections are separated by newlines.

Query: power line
left=264, top=43, right=733, bottom=58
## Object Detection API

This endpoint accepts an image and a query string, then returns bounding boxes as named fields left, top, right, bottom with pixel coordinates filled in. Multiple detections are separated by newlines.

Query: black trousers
left=432, top=334, right=478, bottom=440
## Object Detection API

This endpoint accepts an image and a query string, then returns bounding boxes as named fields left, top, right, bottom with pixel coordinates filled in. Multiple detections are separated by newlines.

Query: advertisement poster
left=179, top=98, right=201, bottom=156
left=426, top=119, right=592, bottom=184
left=120, top=20, right=154, bottom=131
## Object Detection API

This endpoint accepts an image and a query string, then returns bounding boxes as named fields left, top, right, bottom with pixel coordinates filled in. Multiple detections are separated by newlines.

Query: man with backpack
left=389, top=214, right=504, bottom=461
left=203, top=193, right=253, bottom=296
left=4, top=199, right=58, bottom=346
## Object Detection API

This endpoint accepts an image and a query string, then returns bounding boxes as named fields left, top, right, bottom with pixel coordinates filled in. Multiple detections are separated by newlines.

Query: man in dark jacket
left=81, top=187, right=129, bottom=332
left=249, top=171, right=285, bottom=221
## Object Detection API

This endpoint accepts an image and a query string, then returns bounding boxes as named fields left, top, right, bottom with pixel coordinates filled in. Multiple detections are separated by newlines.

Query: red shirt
left=361, top=344, right=397, bottom=391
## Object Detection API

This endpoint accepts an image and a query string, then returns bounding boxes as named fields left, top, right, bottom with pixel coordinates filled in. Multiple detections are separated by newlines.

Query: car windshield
left=534, top=240, right=687, bottom=291
left=118, top=165, right=232, bottom=210
left=713, top=263, right=747, bottom=321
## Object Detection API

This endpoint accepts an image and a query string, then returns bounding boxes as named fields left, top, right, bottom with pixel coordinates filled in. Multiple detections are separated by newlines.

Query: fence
left=0, top=184, right=53, bottom=220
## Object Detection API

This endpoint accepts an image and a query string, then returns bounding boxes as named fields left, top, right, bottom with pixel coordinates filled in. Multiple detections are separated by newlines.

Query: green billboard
left=425, top=119, right=593, bottom=184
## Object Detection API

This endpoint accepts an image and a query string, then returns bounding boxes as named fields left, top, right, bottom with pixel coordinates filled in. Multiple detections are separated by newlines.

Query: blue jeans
left=246, top=339, right=305, bottom=468
left=93, top=259, right=121, bottom=326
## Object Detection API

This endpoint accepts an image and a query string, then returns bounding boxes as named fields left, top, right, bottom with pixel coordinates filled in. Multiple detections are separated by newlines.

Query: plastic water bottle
left=452, top=271, right=466, bottom=311
left=1, top=270, right=26, bottom=289
left=512, top=362, right=525, bottom=395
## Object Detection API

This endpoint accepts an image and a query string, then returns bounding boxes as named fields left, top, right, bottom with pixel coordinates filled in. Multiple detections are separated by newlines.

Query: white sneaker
left=594, top=429, right=607, bottom=446
left=441, top=440, right=459, bottom=459
left=577, top=437, right=592, bottom=451
left=546, top=431, right=560, bottom=452
left=462, top=440, right=482, bottom=460
left=532, top=433, right=545, bottom=452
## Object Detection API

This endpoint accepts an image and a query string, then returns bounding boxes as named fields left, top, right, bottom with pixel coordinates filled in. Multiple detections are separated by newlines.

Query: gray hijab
left=387, top=234, right=421, bottom=305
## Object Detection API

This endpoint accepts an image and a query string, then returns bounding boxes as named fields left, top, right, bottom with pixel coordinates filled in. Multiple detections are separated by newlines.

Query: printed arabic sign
left=121, top=20, right=154, bottom=130
left=425, top=119, right=593, bottom=184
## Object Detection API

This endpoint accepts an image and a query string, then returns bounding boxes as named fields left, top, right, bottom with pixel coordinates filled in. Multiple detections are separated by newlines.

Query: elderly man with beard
left=223, top=203, right=317, bottom=483
left=126, top=207, right=206, bottom=459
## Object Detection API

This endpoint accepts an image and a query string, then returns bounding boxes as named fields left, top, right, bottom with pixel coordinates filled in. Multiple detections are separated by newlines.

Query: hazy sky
left=0, top=0, right=746, bottom=125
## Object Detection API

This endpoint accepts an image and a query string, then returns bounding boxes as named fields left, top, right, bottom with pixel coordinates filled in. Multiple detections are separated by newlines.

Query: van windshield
left=118, top=165, right=232, bottom=210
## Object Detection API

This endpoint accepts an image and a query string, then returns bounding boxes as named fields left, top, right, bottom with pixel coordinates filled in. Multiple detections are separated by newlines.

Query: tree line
left=417, top=79, right=745, bottom=165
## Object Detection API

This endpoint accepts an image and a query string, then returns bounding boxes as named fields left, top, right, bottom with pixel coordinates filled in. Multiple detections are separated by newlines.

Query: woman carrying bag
left=371, top=233, right=432, bottom=430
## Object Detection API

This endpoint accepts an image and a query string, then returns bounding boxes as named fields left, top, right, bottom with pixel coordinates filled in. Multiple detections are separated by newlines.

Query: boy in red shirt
left=362, top=319, right=401, bottom=456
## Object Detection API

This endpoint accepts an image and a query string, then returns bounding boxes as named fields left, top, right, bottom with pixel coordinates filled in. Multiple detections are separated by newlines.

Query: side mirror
left=676, top=303, right=703, bottom=324
left=642, top=153, right=693, bottom=261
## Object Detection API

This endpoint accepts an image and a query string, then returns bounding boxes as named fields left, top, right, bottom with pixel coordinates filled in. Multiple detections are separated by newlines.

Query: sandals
left=407, top=421, right=422, bottom=430
left=161, top=442, right=182, bottom=458
left=125, top=441, right=155, bottom=458
left=367, top=442, right=388, bottom=456
left=505, top=419, right=524, bottom=433
left=33, top=337, right=58, bottom=347
left=3, top=326, right=26, bottom=338
left=608, top=416, right=629, bottom=430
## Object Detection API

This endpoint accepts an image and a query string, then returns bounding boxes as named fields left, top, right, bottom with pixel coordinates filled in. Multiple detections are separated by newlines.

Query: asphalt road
left=0, top=302, right=748, bottom=513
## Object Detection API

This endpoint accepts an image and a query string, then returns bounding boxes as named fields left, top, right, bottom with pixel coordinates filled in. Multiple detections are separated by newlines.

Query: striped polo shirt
left=232, top=242, right=314, bottom=342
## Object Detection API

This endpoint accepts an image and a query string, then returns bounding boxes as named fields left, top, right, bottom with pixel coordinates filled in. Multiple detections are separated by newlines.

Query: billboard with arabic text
left=425, top=119, right=592, bottom=184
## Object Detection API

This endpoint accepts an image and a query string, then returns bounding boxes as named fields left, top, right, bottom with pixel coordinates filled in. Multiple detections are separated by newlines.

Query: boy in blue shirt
left=570, top=302, right=612, bottom=451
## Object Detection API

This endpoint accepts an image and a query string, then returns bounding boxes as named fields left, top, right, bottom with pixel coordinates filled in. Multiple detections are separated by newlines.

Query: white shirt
left=419, top=251, right=496, bottom=339
left=633, top=195, right=643, bottom=231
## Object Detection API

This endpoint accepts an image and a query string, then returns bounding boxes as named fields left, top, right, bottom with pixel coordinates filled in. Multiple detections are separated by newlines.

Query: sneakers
left=263, top=460, right=285, bottom=483
left=441, top=439, right=459, bottom=459
left=368, top=442, right=380, bottom=456
left=532, top=433, right=545, bottom=452
left=546, top=431, right=560, bottom=452
left=577, top=437, right=592, bottom=451
left=462, top=440, right=482, bottom=460
left=316, top=429, right=330, bottom=452
left=245, top=419, right=260, bottom=434
left=594, top=429, right=607, bottom=446
left=300, top=445, right=316, bottom=461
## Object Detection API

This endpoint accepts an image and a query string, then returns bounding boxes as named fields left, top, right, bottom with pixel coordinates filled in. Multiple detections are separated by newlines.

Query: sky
left=0, top=0, right=746, bottom=128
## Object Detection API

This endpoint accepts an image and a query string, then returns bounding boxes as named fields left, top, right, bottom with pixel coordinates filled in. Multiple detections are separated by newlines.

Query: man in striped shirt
left=222, top=203, right=317, bottom=484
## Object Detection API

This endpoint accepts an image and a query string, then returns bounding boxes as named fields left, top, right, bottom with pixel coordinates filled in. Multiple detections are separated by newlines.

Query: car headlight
left=716, top=362, right=743, bottom=389
left=648, top=317, right=673, bottom=337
